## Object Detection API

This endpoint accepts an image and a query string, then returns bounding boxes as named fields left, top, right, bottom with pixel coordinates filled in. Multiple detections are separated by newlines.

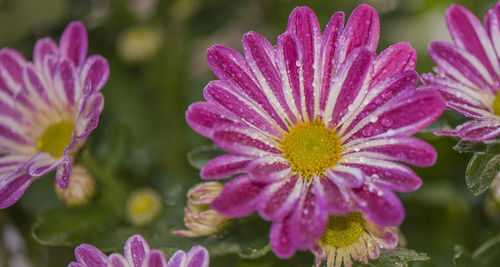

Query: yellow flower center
left=279, top=120, right=342, bottom=179
left=493, top=92, right=500, bottom=116
left=126, top=188, right=162, bottom=226
left=36, top=120, right=75, bottom=157
left=321, top=213, right=365, bottom=248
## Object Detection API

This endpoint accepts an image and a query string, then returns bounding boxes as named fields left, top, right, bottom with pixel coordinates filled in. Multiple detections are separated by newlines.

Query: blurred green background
left=0, top=0, right=500, bottom=266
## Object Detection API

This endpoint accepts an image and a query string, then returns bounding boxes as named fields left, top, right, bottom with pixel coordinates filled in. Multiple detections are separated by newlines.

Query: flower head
left=0, top=21, right=109, bottom=208
left=68, top=234, right=210, bottom=267
left=126, top=188, right=163, bottom=226
left=186, top=4, right=444, bottom=257
left=312, top=212, right=398, bottom=267
left=174, top=182, right=230, bottom=237
left=424, top=3, right=500, bottom=141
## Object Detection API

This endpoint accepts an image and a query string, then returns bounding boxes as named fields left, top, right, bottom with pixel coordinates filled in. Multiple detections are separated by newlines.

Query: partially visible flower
left=174, top=182, right=230, bottom=237
left=117, top=26, right=162, bottom=63
left=186, top=4, right=444, bottom=257
left=0, top=21, right=109, bottom=208
left=126, top=188, right=162, bottom=226
left=68, top=234, right=210, bottom=267
left=55, top=165, right=95, bottom=207
left=312, top=212, right=397, bottom=267
left=423, top=3, right=500, bottom=141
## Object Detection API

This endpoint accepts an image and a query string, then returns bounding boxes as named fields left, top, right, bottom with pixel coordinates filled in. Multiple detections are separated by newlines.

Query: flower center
left=493, top=92, right=500, bottom=117
left=36, top=120, right=75, bottom=158
left=279, top=120, right=342, bottom=179
left=321, top=213, right=365, bottom=248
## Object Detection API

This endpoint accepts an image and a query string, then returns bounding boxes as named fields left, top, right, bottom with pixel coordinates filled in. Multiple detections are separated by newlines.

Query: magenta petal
left=140, top=250, right=168, bottom=267
left=167, top=250, right=187, bottom=267
left=210, top=124, right=280, bottom=157
left=0, top=168, right=33, bottom=209
left=33, top=38, right=58, bottom=68
left=246, top=155, right=291, bottom=183
left=319, top=11, right=345, bottom=110
left=211, top=174, right=265, bottom=218
left=270, top=217, right=297, bottom=258
left=371, top=42, right=416, bottom=86
left=287, top=6, right=322, bottom=121
left=108, top=253, right=129, bottom=267
left=27, top=153, right=61, bottom=177
left=314, top=178, right=349, bottom=214
left=54, top=58, right=78, bottom=107
left=352, top=184, right=404, bottom=226
left=337, top=4, right=380, bottom=63
left=76, top=93, right=104, bottom=138
left=55, top=155, right=71, bottom=189
left=206, top=45, right=287, bottom=130
left=23, top=64, right=50, bottom=104
left=325, top=165, right=364, bottom=187
left=200, top=154, right=251, bottom=180
left=124, top=235, right=151, bottom=267
left=289, top=183, right=328, bottom=249
left=59, top=21, right=88, bottom=67
left=186, top=101, right=239, bottom=138
left=258, top=175, right=302, bottom=221
left=0, top=48, right=27, bottom=94
left=446, top=4, right=500, bottom=83
left=186, top=246, right=210, bottom=267
left=436, top=119, right=500, bottom=141
left=74, top=244, right=107, bottom=267
left=68, top=262, right=85, bottom=267
left=80, top=55, right=109, bottom=95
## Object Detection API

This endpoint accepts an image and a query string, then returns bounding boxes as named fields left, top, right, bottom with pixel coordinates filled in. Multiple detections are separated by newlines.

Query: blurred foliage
left=0, top=0, right=500, bottom=266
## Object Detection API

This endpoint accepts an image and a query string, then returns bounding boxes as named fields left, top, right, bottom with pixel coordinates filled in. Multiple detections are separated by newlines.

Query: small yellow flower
left=126, top=188, right=162, bottom=226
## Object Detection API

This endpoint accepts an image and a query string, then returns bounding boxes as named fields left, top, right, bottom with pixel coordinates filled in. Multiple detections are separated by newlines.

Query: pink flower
left=0, top=21, right=109, bottom=208
left=68, top=234, right=210, bottom=267
left=186, top=4, right=444, bottom=257
left=424, top=3, right=500, bottom=141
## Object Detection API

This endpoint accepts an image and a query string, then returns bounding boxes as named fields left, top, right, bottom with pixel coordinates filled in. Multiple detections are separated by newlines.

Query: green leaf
left=454, top=234, right=500, bottom=267
left=465, top=153, right=500, bottom=196
left=453, top=139, right=500, bottom=153
left=187, top=144, right=225, bottom=170
left=360, top=247, right=430, bottom=267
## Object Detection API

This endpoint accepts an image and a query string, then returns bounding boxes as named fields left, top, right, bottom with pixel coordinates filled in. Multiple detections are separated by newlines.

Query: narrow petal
left=33, top=38, right=58, bottom=68
left=74, top=244, right=107, bottom=267
left=59, top=21, right=88, bottom=67
left=167, top=250, right=187, bottom=267
left=270, top=217, right=297, bottom=258
left=0, top=168, right=33, bottom=209
left=185, top=101, right=239, bottom=138
left=203, top=81, right=282, bottom=138
left=27, top=153, right=61, bottom=177
left=54, top=58, right=78, bottom=107
left=446, top=4, right=500, bottom=82
left=211, top=174, right=265, bottom=218
left=23, top=64, right=51, bottom=105
left=435, top=119, right=500, bottom=141
left=140, top=250, right=168, bottom=267
left=80, top=55, right=110, bottom=95
left=200, top=154, right=252, bottom=180
left=486, top=3, right=500, bottom=69
left=258, top=175, right=303, bottom=220
left=371, top=42, right=416, bottom=86
left=186, top=246, right=210, bottom=267
left=210, top=124, right=280, bottom=157
left=314, top=177, right=349, bottom=214
left=76, top=93, right=104, bottom=138
left=108, top=253, right=130, bottom=267
left=325, top=165, right=364, bottom=187
left=351, top=184, right=404, bottom=226
left=55, top=155, right=72, bottom=189
left=0, top=48, right=27, bottom=95
left=287, top=6, right=322, bottom=120
left=289, top=183, right=328, bottom=249
left=336, top=4, right=380, bottom=64
left=124, top=235, right=151, bottom=267
left=246, top=155, right=291, bottom=183
left=206, top=45, right=287, bottom=130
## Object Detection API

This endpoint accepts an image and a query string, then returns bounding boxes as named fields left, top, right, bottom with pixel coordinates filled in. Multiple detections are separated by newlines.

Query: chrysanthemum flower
left=312, top=212, right=397, bottom=267
left=423, top=3, right=500, bottom=141
left=68, top=234, right=210, bottom=267
left=0, top=21, right=109, bottom=208
left=186, top=4, right=444, bottom=257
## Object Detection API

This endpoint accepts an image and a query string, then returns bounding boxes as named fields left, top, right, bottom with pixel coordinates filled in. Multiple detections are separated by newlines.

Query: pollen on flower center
left=36, top=120, right=75, bottom=158
left=321, top=213, right=365, bottom=248
left=279, top=120, right=342, bottom=179
left=493, top=92, right=500, bottom=117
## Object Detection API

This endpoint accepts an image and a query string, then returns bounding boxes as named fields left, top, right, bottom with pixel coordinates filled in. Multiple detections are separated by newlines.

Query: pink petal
left=76, top=93, right=104, bottom=138
left=200, top=154, right=251, bottom=180
left=371, top=42, right=416, bottom=86
left=124, top=235, right=151, bottom=267
left=167, top=250, right=186, bottom=267
left=55, top=155, right=71, bottom=189
left=0, top=48, right=27, bottom=95
left=325, top=165, right=364, bottom=187
left=33, top=38, right=58, bottom=68
left=246, top=155, right=291, bottom=183
left=185, top=101, right=239, bottom=138
left=140, top=250, right=168, bottom=267
left=0, top=167, right=33, bottom=208
left=270, top=217, right=296, bottom=258
left=435, top=119, right=500, bottom=141
left=108, top=253, right=130, bottom=267
left=186, top=246, right=209, bottom=267
left=59, top=21, right=88, bottom=67
left=23, top=64, right=51, bottom=105
left=211, top=174, right=265, bottom=218
left=80, top=55, right=109, bottom=95
left=258, top=175, right=303, bottom=220
left=74, top=244, right=107, bottom=267
left=54, top=58, right=78, bottom=107
left=351, top=184, right=404, bottom=226
left=27, top=153, right=62, bottom=177
left=314, top=177, right=349, bottom=214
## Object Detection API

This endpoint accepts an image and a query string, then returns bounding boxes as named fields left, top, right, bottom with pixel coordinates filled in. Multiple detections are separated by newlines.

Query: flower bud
left=491, top=174, right=500, bottom=204
left=174, top=182, right=230, bottom=237
left=55, top=166, right=95, bottom=207
left=126, top=188, right=162, bottom=226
